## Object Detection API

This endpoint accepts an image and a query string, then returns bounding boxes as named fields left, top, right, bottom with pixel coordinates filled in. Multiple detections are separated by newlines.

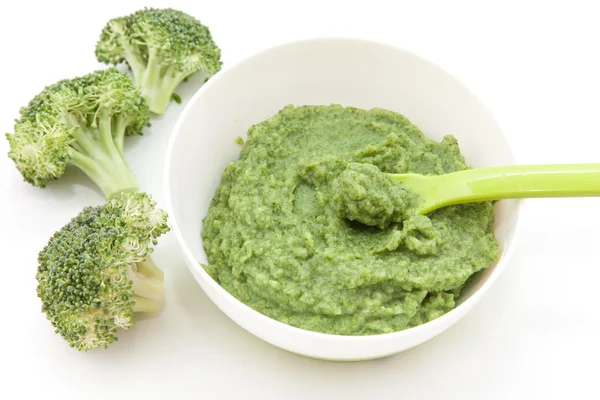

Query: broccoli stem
left=66, top=112, right=138, bottom=199
left=132, top=295, right=162, bottom=313
left=112, top=117, right=128, bottom=157
left=140, top=51, right=189, bottom=114
left=112, top=20, right=145, bottom=83
left=136, top=256, right=165, bottom=280
left=98, top=109, right=120, bottom=157
left=124, top=50, right=146, bottom=85
left=126, top=259, right=165, bottom=301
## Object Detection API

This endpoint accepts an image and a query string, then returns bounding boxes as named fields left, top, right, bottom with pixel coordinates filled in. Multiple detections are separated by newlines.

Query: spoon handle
left=398, top=164, right=600, bottom=214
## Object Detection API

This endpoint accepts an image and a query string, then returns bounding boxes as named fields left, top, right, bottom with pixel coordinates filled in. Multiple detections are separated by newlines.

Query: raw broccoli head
left=96, top=7, right=222, bottom=114
left=36, top=191, right=169, bottom=351
left=6, top=68, right=149, bottom=199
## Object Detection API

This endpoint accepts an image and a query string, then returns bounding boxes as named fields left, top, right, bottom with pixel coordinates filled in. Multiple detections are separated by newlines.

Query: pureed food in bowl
left=201, top=104, right=499, bottom=335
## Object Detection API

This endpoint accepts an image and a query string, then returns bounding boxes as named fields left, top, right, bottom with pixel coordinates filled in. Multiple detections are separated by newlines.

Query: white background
left=1, top=0, right=599, bottom=398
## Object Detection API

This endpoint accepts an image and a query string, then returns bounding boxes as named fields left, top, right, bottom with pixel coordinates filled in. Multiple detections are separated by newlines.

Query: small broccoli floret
left=6, top=68, right=149, bottom=199
left=36, top=191, right=169, bottom=351
left=96, top=8, right=222, bottom=114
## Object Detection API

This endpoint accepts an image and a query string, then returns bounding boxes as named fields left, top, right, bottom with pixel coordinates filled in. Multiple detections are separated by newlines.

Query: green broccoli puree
left=331, top=162, right=420, bottom=229
left=201, top=105, right=499, bottom=335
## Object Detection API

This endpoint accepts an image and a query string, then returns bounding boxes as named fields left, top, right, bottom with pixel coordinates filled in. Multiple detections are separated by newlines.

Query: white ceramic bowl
left=164, top=38, right=521, bottom=361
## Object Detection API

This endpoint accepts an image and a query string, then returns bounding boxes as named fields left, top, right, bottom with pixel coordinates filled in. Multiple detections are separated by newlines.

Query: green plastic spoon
left=391, top=164, right=600, bottom=215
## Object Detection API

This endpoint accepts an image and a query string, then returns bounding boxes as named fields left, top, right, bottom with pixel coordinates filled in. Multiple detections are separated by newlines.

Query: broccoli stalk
left=122, top=45, right=196, bottom=114
left=95, top=8, right=222, bottom=114
left=66, top=110, right=138, bottom=198
left=36, top=192, right=170, bottom=350
left=139, top=50, right=196, bottom=114
left=107, top=23, right=190, bottom=114
left=6, top=68, right=150, bottom=199
left=126, top=257, right=165, bottom=312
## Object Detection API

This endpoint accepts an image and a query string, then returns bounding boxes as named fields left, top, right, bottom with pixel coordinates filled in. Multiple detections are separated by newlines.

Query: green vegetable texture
left=5, top=68, right=149, bottom=199
left=36, top=192, right=169, bottom=351
left=202, top=105, right=499, bottom=335
left=8, top=7, right=219, bottom=351
left=96, top=8, right=222, bottom=114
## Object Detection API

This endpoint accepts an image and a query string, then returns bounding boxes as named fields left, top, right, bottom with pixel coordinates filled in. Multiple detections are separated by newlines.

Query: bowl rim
left=163, top=36, right=523, bottom=345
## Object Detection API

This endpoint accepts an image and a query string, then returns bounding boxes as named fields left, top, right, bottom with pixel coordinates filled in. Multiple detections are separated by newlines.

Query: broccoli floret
left=36, top=191, right=169, bottom=351
left=95, top=8, right=222, bottom=114
left=6, top=68, right=149, bottom=199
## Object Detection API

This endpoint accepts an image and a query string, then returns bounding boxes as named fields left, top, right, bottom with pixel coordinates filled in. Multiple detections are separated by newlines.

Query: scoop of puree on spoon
left=331, top=162, right=600, bottom=229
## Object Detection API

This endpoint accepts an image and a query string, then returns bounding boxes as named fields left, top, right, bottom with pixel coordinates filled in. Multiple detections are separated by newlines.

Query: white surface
left=1, top=0, right=599, bottom=397
left=165, top=37, right=521, bottom=360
